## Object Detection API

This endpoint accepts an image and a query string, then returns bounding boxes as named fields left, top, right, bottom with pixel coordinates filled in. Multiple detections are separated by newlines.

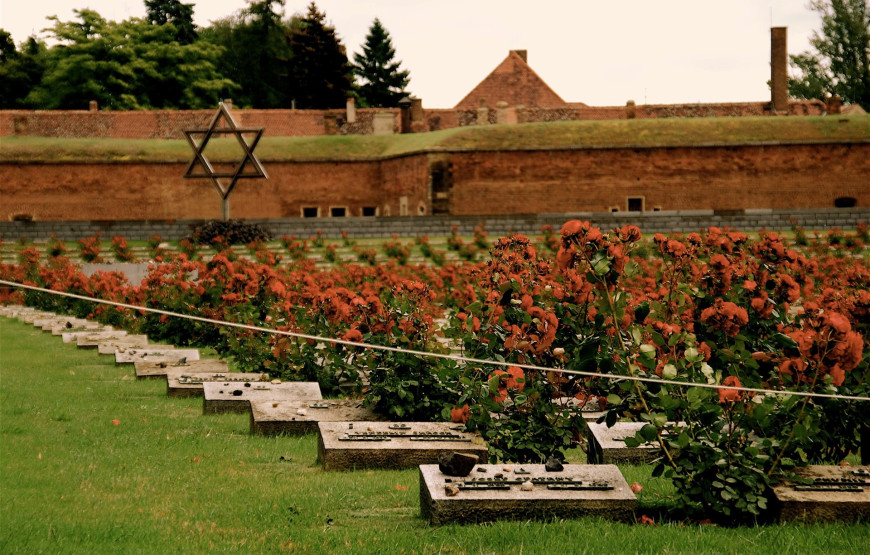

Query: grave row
left=2, top=304, right=867, bottom=524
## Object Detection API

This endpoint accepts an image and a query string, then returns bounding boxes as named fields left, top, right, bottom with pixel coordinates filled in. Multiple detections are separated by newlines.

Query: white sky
left=1, top=1, right=821, bottom=108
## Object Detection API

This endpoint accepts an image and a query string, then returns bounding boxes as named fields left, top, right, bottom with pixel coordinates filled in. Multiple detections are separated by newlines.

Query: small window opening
left=834, top=197, right=857, bottom=208
left=302, top=207, right=319, bottom=218
left=330, top=207, right=347, bottom=217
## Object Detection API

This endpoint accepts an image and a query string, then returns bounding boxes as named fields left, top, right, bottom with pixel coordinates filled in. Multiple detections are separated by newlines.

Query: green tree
left=353, top=18, right=410, bottom=107
left=0, top=33, right=49, bottom=108
left=286, top=2, right=353, bottom=109
left=145, top=0, right=198, bottom=44
left=200, top=0, right=292, bottom=108
left=26, top=10, right=235, bottom=109
left=789, top=0, right=870, bottom=108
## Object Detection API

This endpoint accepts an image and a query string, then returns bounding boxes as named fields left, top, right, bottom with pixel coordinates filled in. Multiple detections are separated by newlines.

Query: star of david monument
left=183, top=101, right=268, bottom=220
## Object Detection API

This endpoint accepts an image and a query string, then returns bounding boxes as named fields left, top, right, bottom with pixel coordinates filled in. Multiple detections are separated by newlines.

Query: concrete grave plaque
left=249, top=399, right=384, bottom=436
left=202, top=381, right=322, bottom=414
left=587, top=421, right=664, bottom=464
left=95, top=337, right=162, bottom=354
left=420, top=463, right=637, bottom=524
left=19, top=310, right=57, bottom=324
left=554, top=397, right=606, bottom=421
left=49, top=319, right=105, bottom=335
left=115, top=347, right=199, bottom=365
left=773, top=465, right=870, bottom=523
left=34, top=316, right=89, bottom=332
left=317, top=421, right=488, bottom=471
left=76, top=333, right=146, bottom=349
left=167, top=371, right=267, bottom=398
left=135, top=358, right=229, bottom=379
left=0, top=305, right=33, bottom=317
left=62, top=329, right=122, bottom=343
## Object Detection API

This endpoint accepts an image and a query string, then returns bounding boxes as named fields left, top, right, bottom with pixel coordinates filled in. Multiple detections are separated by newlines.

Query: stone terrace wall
left=1, top=208, right=866, bottom=242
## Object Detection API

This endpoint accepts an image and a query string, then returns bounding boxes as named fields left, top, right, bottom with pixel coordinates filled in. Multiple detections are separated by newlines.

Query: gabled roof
left=454, top=50, right=568, bottom=109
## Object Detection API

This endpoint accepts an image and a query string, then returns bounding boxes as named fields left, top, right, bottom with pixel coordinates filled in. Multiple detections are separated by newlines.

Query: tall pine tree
left=200, top=0, right=292, bottom=108
left=353, top=18, right=410, bottom=107
left=286, top=2, right=353, bottom=109
left=145, top=0, right=197, bottom=44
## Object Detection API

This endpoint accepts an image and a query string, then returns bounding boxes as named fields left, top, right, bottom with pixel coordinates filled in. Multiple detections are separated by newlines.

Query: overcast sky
left=1, top=1, right=822, bottom=108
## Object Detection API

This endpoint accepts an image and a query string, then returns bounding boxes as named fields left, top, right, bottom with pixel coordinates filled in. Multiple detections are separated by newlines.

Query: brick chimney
left=510, top=50, right=527, bottom=63
left=771, top=27, right=788, bottom=113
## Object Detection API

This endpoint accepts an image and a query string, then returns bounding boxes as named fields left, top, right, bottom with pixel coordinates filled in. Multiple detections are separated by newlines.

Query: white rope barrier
left=1, top=278, right=868, bottom=402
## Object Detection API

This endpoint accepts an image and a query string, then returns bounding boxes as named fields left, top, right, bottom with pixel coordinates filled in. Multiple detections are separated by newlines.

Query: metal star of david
left=183, top=102, right=267, bottom=218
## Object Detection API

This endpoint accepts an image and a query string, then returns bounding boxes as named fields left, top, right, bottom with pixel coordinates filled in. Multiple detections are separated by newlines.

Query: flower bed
left=1, top=222, right=867, bottom=523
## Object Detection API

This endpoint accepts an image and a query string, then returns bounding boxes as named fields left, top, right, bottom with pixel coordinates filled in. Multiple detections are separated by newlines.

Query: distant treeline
left=0, top=0, right=411, bottom=111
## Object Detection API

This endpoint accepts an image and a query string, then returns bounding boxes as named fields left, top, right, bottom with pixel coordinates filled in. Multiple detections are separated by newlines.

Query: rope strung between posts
left=1, top=279, right=868, bottom=402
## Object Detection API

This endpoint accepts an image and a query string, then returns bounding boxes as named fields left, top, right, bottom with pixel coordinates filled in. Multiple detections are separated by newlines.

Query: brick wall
left=2, top=141, right=865, bottom=224
left=445, top=142, right=869, bottom=214
left=0, top=108, right=400, bottom=139
left=0, top=100, right=827, bottom=138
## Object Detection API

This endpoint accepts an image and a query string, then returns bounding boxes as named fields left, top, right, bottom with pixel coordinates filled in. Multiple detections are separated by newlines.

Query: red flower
left=718, top=376, right=743, bottom=403
left=342, top=329, right=363, bottom=343
left=450, top=404, right=470, bottom=424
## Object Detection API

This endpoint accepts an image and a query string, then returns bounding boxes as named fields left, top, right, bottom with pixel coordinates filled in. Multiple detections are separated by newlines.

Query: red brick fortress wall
left=1, top=142, right=866, bottom=222
left=444, top=143, right=870, bottom=214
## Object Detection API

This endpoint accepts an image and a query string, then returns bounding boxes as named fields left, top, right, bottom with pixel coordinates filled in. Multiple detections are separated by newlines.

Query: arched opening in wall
left=834, top=197, right=857, bottom=208
left=10, top=213, right=34, bottom=222
left=330, top=206, right=347, bottom=217
left=610, top=206, right=620, bottom=213
left=302, top=207, right=320, bottom=218
left=429, top=160, right=453, bottom=215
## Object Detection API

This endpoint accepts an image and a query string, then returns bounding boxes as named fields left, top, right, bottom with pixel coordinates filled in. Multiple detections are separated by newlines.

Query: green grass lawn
left=2, top=115, right=868, bottom=163
left=1, top=317, right=868, bottom=554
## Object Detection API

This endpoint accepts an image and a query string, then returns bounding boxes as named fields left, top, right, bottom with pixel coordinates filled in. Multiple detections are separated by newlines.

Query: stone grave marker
left=586, top=421, right=664, bottom=464
left=0, top=305, right=32, bottom=317
left=135, top=359, right=229, bottom=379
left=773, top=465, right=870, bottom=523
left=48, top=319, right=105, bottom=335
left=249, top=399, right=385, bottom=436
left=554, top=396, right=606, bottom=421
left=76, top=333, right=146, bottom=349
left=167, top=371, right=267, bottom=398
left=317, top=421, right=488, bottom=471
left=202, top=381, right=322, bottom=414
left=115, top=347, right=200, bottom=365
left=419, top=463, right=637, bottom=524
left=94, top=337, right=159, bottom=354
left=34, top=316, right=91, bottom=332
left=19, top=310, right=57, bottom=324
left=62, top=329, right=123, bottom=343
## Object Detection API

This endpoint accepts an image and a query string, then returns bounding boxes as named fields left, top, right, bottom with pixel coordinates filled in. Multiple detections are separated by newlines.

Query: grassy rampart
left=2, top=115, right=868, bottom=163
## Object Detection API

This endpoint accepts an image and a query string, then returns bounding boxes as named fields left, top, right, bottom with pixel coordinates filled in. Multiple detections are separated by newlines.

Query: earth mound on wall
left=1, top=115, right=868, bottom=163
